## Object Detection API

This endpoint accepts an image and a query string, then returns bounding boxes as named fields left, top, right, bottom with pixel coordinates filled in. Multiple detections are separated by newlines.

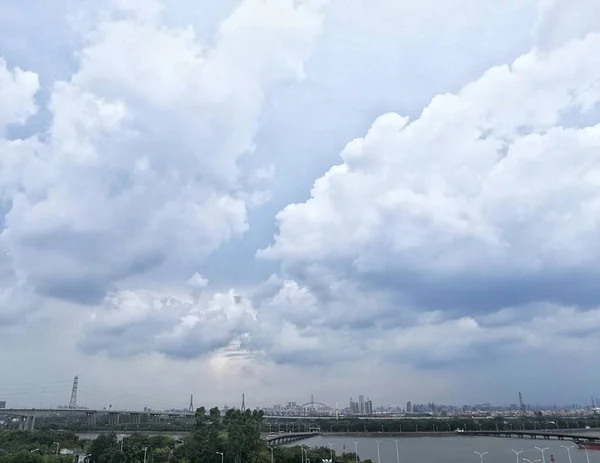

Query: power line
left=81, top=384, right=184, bottom=404
left=80, top=387, right=187, bottom=409
left=85, top=383, right=187, bottom=404
left=0, top=377, right=190, bottom=410
left=0, top=385, right=71, bottom=393
left=0, top=380, right=72, bottom=388
left=0, top=389, right=68, bottom=396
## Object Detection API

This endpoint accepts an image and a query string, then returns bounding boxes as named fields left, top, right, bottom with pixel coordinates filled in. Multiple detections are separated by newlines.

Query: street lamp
left=582, top=445, right=591, bottom=463
left=535, top=446, right=550, bottom=463
left=328, top=442, right=334, bottom=463
left=523, top=459, right=541, bottom=463
left=143, top=446, right=148, bottom=463
left=268, top=446, right=274, bottom=463
left=301, top=447, right=308, bottom=463
left=512, top=449, right=523, bottom=463
left=394, top=440, right=400, bottom=463
left=52, top=442, right=60, bottom=455
left=352, top=441, right=359, bottom=463
left=217, top=451, right=224, bottom=463
left=474, top=451, right=487, bottom=463
left=375, top=440, right=381, bottom=463
left=561, top=445, right=575, bottom=463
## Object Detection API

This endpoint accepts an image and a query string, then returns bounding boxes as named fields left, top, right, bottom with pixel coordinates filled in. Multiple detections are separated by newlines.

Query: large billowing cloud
left=262, top=30, right=600, bottom=314
left=74, top=1, right=600, bottom=369
left=80, top=286, right=256, bottom=358
left=0, top=0, right=329, bottom=305
left=242, top=8, right=600, bottom=368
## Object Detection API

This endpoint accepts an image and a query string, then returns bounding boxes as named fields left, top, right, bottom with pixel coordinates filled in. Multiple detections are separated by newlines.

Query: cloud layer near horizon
left=2, top=0, right=600, bottom=407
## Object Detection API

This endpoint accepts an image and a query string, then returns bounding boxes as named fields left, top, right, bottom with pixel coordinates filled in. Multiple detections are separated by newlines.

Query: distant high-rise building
left=349, top=398, right=359, bottom=415
left=0, top=401, right=5, bottom=409
left=358, top=395, right=365, bottom=414
left=406, top=401, right=412, bottom=413
left=360, top=396, right=365, bottom=413
left=365, top=398, right=373, bottom=415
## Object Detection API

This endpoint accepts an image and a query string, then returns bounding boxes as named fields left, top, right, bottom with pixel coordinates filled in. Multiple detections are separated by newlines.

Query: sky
left=1, top=0, right=600, bottom=411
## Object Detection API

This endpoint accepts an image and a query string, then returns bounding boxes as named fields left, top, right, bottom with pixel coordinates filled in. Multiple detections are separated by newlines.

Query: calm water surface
left=76, top=431, right=186, bottom=440
left=298, top=435, right=600, bottom=463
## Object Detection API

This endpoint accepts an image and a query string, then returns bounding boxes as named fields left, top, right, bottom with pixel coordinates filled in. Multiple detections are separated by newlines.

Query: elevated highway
left=0, top=407, right=329, bottom=432
left=0, top=407, right=322, bottom=443
left=0, top=408, right=195, bottom=431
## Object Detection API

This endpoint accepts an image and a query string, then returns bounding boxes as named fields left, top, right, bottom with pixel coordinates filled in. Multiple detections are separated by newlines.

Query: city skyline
left=2, top=378, right=599, bottom=415
left=2, top=0, right=600, bottom=407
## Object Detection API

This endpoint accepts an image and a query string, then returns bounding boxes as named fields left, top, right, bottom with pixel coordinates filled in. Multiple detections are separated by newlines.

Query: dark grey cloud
left=357, top=267, right=600, bottom=315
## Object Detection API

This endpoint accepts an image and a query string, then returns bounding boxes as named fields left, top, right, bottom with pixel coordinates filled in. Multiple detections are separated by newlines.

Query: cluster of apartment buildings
left=348, top=395, right=373, bottom=415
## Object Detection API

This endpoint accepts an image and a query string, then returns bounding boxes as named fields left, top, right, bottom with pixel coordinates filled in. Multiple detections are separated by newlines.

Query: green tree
left=0, top=450, right=44, bottom=463
left=89, top=433, right=118, bottom=463
left=179, top=406, right=268, bottom=463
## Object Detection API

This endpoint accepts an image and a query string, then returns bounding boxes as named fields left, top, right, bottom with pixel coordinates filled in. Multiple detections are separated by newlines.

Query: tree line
left=1, top=406, right=373, bottom=463
left=0, top=430, right=81, bottom=463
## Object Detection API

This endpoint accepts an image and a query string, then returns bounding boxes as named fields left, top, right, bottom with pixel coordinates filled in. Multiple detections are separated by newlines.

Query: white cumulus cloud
left=0, top=0, right=329, bottom=305
left=81, top=288, right=256, bottom=358
left=0, top=59, right=39, bottom=131
left=78, top=1, right=600, bottom=369
left=262, top=30, right=600, bottom=313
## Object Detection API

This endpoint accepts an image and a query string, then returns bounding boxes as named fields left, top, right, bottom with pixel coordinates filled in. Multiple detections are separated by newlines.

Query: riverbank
left=321, top=428, right=600, bottom=438
left=322, top=431, right=455, bottom=438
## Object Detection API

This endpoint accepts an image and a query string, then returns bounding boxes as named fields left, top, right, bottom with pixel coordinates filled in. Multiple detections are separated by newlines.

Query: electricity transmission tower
left=69, top=376, right=79, bottom=409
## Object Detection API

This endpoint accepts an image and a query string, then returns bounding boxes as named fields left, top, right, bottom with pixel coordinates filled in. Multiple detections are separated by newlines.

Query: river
left=297, top=435, right=600, bottom=463
left=75, top=431, right=186, bottom=440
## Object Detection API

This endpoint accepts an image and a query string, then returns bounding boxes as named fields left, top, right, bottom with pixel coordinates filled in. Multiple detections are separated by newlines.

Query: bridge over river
left=459, top=430, right=600, bottom=444
left=265, top=432, right=319, bottom=446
